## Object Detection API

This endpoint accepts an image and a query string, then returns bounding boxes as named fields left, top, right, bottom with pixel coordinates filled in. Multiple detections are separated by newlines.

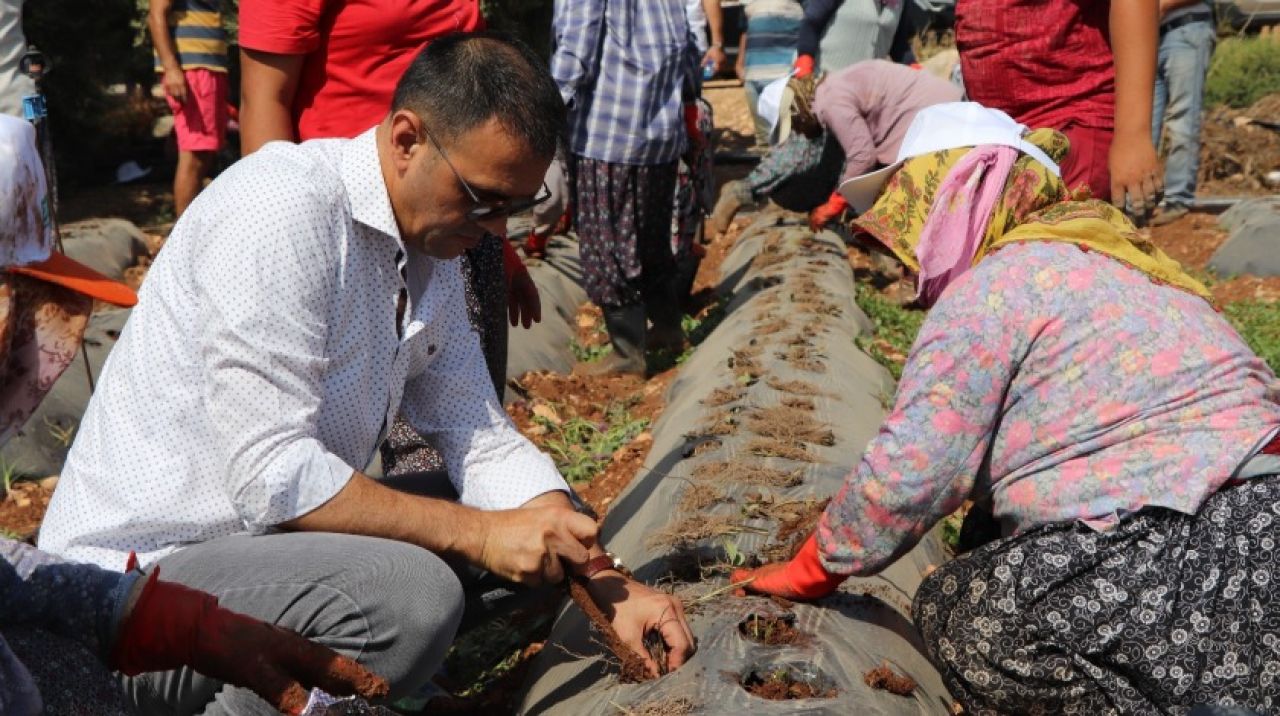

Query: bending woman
left=733, top=103, right=1280, bottom=714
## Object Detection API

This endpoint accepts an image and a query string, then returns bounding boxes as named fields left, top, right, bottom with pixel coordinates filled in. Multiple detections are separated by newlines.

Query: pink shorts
left=165, top=68, right=228, bottom=153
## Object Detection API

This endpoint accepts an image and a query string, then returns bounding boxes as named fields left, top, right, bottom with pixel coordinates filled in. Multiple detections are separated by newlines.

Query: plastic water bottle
left=702, top=59, right=716, bottom=81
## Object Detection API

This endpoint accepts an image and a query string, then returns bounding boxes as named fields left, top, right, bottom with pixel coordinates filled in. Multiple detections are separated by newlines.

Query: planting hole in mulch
left=864, top=662, right=917, bottom=696
left=683, top=437, right=722, bottom=458
left=739, top=663, right=838, bottom=701
left=737, top=613, right=809, bottom=646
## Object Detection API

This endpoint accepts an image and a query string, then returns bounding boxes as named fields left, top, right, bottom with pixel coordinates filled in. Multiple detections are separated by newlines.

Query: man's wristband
left=581, top=551, right=630, bottom=579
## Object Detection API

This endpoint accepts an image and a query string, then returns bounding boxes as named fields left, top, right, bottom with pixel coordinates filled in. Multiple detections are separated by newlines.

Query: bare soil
left=737, top=613, right=810, bottom=646
left=1198, top=94, right=1280, bottom=197
left=1146, top=212, right=1280, bottom=305
left=863, top=663, right=918, bottom=696
left=0, top=481, right=55, bottom=540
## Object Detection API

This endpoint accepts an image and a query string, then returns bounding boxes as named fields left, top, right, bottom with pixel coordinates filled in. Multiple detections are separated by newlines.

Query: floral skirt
left=915, top=474, right=1280, bottom=716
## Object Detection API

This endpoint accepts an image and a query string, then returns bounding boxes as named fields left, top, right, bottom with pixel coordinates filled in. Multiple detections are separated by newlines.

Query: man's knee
left=371, top=544, right=465, bottom=698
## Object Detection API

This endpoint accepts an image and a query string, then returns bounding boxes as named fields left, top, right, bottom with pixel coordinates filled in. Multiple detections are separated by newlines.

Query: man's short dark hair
left=392, top=32, right=565, bottom=159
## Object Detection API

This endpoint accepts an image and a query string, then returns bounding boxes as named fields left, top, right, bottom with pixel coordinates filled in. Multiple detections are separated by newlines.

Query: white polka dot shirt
left=38, top=129, right=569, bottom=569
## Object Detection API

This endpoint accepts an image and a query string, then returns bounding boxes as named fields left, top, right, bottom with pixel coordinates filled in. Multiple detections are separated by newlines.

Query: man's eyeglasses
left=419, top=121, right=552, bottom=223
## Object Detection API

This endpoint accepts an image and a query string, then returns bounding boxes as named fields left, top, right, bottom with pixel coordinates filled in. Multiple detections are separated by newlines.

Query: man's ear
left=387, top=110, right=422, bottom=171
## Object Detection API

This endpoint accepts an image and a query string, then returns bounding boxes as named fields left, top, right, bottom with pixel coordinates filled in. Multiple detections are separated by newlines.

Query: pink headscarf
left=913, top=145, right=1019, bottom=306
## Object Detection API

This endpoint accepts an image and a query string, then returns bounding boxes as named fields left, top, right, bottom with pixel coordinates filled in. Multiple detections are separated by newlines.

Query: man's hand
left=162, top=67, right=188, bottom=104
left=502, top=236, right=542, bottom=329
left=702, top=45, right=729, bottom=76
left=1109, top=134, right=1164, bottom=222
left=477, top=506, right=598, bottom=585
left=112, top=572, right=389, bottom=715
left=585, top=572, right=696, bottom=677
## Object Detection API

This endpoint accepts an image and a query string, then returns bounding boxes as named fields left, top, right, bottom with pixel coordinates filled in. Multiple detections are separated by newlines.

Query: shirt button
left=428, top=344, right=437, bottom=355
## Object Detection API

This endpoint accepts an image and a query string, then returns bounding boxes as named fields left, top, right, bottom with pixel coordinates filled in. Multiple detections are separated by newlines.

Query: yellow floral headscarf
left=853, top=128, right=1213, bottom=303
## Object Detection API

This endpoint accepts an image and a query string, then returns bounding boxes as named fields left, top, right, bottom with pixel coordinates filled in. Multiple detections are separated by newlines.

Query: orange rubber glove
left=111, top=570, right=388, bottom=715
left=793, top=54, right=815, bottom=78
left=808, top=191, right=849, bottom=232
left=730, top=534, right=847, bottom=601
left=502, top=236, right=542, bottom=329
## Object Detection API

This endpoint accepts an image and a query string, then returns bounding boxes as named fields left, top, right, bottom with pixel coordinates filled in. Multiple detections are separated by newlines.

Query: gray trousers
left=120, top=532, right=464, bottom=715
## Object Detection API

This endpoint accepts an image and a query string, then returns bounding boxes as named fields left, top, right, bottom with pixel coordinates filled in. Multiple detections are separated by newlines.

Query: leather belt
left=1161, top=11, right=1212, bottom=34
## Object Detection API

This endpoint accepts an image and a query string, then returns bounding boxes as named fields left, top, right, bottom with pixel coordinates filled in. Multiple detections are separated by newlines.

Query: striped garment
left=743, top=0, right=803, bottom=83
left=153, top=0, right=227, bottom=74
left=551, top=0, right=697, bottom=166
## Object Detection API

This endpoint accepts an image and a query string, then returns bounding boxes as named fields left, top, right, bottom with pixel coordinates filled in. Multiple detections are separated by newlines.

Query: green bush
left=1205, top=36, right=1280, bottom=109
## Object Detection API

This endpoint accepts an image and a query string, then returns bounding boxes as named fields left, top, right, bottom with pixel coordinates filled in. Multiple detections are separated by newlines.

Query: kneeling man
left=39, top=32, right=692, bottom=715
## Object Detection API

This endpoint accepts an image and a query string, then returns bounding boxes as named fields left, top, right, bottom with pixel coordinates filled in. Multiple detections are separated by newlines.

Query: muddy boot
left=707, top=180, right=753, bottom=238
left=583, top=303, right=647, bottom=375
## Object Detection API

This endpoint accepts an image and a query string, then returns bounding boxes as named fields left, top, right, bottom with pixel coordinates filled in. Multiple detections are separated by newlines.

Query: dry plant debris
left=781, top=396, right=815, bottom=411
left=691, top=461, right=803, bottom=488
left=684, top=437, right=722, bottom=458
left=779, top=345, right=827, bottom=373
left=702, top=386, right=746, bottom=407
left=612, top=696, right=698, bottom=715
left=646, top=514, right=745, bottom=550
left=863, top=663, right=917, bottom=696
left=747, top=406, right=836, bottom=447
left=766, top=377, right=823, bottom=396
left=758, top=498, right=831, bottom=563
left=677, top=481, right=730, bottom=513
left=747, top=438, right=814, bottom=462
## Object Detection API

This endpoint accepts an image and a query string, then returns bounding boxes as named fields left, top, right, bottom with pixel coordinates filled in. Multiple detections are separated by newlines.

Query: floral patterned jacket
left=819, top=242, right=1280, bottom=575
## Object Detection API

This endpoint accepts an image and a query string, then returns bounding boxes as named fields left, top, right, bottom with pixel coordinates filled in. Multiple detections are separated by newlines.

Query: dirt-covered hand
left=729, top=534, right=847, bottom=601
left=502, top=236, right=541, bottom=328
left=162, top=68, right=188, bottom=104
left=586, top=573, right=696, bottom=677
left=1109, top=134, right=1164, bottom=222
left=809, top=192, right=849, bottom=232
left=111, top=571, right=389, bottom=715
left=478, top=506, right=598, bottom=585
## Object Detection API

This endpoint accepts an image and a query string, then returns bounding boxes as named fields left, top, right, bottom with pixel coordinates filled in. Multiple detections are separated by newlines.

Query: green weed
left=853, top=282, right=925, bottom=380
left=1205, top=36, right=1280, bottom=109
left=570, top=338, right=612, bottom=363
left=1225, top=300, right=1280, bottom=375
left=533, top=402, right=650, bottom=483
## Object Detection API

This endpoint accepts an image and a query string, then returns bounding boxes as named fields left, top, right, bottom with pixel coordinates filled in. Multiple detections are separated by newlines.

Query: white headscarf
left=0, top=114, right=55, bottom=268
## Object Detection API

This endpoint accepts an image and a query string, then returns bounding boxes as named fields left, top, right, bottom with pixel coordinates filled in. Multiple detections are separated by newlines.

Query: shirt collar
left=341, top=128, right=405, bottom=247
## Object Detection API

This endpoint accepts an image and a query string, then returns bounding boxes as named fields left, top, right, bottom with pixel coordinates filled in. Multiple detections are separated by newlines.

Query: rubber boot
left=645, top=276, right=685, bottom=355
left=707, top=180, right=752, bottom=238
left=583, top=303, right=647, bottom=376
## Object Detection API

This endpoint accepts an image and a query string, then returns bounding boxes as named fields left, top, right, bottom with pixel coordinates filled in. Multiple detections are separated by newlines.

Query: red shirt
left=955, top=0, right=1115, bottom=131
left=240, top=0, right=483, bottom=140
